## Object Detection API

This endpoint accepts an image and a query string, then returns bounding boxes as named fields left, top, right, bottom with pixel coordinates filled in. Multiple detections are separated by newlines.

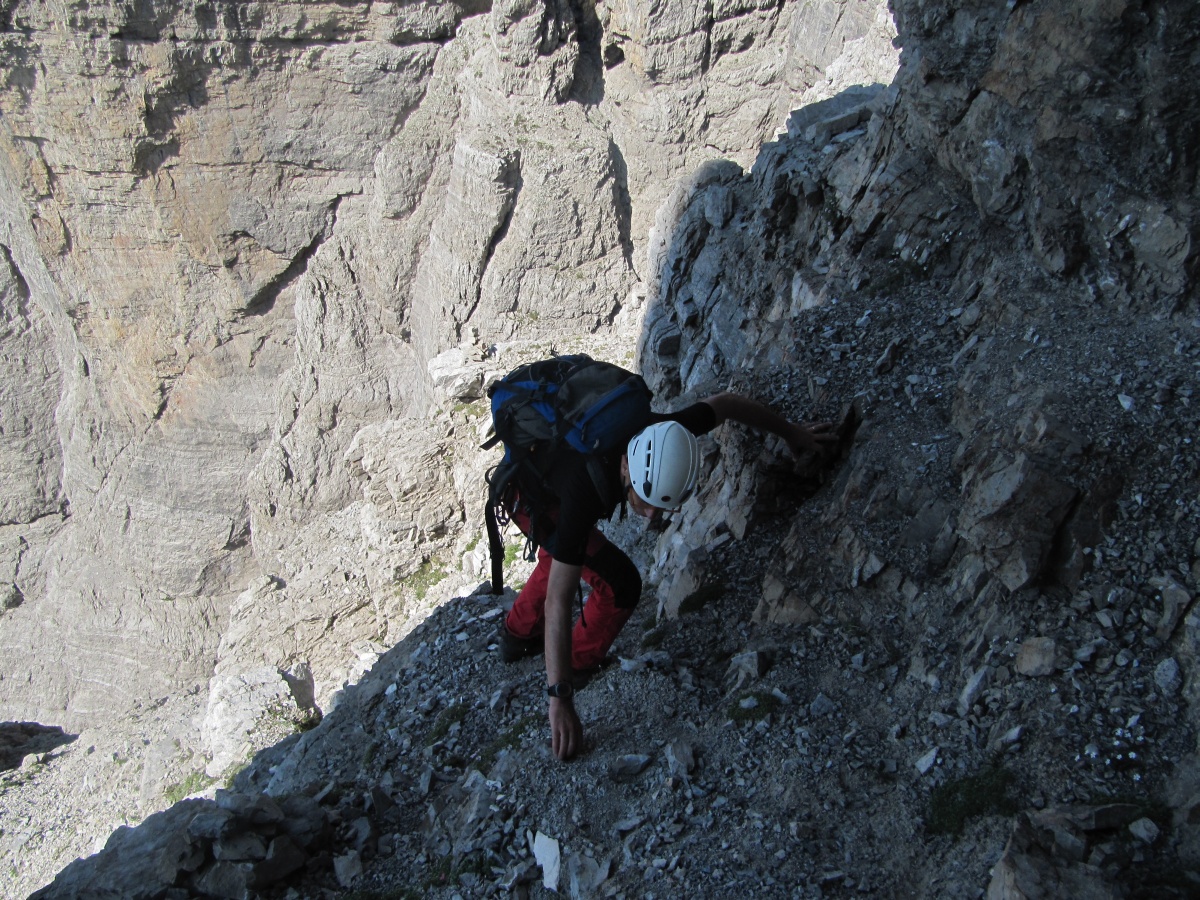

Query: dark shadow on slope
left=241, top=194, right=348, bottom=317
left=0, top=1, right=17, bottom=32
left=27, top=587, right=514, bottom=900
left=132, top=44, right=213, bottom=178
left=608, top=138, right=634, bottom=268
left=0, top=722, right=76, bottom=771
left=569, top=0, right=606, bottom=105
left=27, top=80, right=897, bottom=900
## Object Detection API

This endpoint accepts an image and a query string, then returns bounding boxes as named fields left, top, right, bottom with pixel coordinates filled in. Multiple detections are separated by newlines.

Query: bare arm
left=701, top=392, right=837, bottom=455
left=544, top=558, right=583, bottom=761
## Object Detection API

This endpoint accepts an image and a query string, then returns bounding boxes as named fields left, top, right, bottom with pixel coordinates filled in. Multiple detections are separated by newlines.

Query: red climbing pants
left=503, top=511, right=642, bottom=671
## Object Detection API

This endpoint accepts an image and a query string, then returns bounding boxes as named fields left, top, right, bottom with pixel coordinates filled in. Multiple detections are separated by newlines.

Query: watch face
left=548, top=682, right=573, bottom=699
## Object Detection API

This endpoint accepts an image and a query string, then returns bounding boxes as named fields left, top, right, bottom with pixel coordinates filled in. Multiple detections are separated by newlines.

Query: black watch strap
left=547, top=681, right=574, bottom=700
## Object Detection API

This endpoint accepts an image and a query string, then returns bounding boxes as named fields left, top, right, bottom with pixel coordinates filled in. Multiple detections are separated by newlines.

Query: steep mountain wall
left=0, top=1, right=896, bottom=728
left=641, top=0, right=1198, bottom=601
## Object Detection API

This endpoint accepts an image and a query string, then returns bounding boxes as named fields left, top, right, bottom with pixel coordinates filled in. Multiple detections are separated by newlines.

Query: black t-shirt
left=538, top=401, right=718, bottom=566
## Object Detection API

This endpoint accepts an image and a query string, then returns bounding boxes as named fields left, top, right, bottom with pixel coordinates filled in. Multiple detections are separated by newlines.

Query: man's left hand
left=785, top=421, right=838, bottom=456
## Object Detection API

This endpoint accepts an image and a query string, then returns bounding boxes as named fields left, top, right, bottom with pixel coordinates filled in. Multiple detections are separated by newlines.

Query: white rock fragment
left=427, top=346, right=485, bottom=402
left=202, top=667, right=311, bottom=778
left=957, top=667, right=989, bottom=716
left=1001, top=725, right=1024, bottom=745
left=1129, top=817, right=1160, bottom=844
left=567, top=852, right=610, bottom=899
left=609, top=754, right=652, bottom=782
left=533, top=831, right=561, bottom=892
left=915, top=747, right=939, bottom=774
left=333, top=850, right=362, bottom=888
left=665, top=739, right=696, bottom=778
left=612, top=817, right=643, bottom=835
left=1015, top=637, right=1057, bottom=677
left=1154, top=657, right=1182, bottom=696
left=1118, top=393, right=1136, bottom=411
left=728, top=650, right=769, bottom=687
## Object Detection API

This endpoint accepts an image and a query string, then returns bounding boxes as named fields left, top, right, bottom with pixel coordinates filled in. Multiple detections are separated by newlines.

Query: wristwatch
left=546, top=681, right=575, bottom=700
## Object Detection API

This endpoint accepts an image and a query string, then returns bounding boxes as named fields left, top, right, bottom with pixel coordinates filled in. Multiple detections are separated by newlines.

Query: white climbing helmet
left=626, top=421, right=701, bottom=510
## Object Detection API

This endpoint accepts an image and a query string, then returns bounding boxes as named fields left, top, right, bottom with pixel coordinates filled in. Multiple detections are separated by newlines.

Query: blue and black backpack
left=482, top=354, right=652, bottom=594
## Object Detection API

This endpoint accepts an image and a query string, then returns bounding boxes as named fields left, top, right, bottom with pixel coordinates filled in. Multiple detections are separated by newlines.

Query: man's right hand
left=549, top=697, right=583, bottom=760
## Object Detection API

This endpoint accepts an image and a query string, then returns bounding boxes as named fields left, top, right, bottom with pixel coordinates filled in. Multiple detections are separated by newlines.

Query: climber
left=496, top=391, right=838, bottom=761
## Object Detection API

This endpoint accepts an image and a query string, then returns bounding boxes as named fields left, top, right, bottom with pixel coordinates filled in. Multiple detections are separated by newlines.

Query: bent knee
left=590, top=544, right=642, bottom=609
left=613, top=573, right=642, bottom=609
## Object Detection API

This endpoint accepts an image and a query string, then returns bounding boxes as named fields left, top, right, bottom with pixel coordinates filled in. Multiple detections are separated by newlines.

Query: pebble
left=1015, top=638, right=1057, bottom=677
left=915, top=747, right=939, bottom=775
left=609, top=755, right=653, bottom=782
left=809, top=694, right=837, bottom=717
left=1153, top=658, right=1181, bottom=696
left=1128, top=818, right=1160, bottom=844
left=1001, top=726, right=1023, bottom=745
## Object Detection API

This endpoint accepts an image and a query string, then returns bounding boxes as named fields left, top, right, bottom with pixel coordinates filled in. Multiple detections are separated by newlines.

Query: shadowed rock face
left=638, top=0, right=1198, bottom=619
left=0, top=721, right=74, bottom=771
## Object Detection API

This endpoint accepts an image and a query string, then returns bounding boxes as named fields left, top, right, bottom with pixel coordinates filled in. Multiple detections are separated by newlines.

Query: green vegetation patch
left=452, top=399, right=486, bottom=417
left=427, top=702, right=468, bottom=746
left=474, top=715, right=538, bottom=773
left=503, top=541, right=525, bottom=567
left=424, top=850, right=488, bottom=894
left=927, top=763, right=1017, bottom=836
left=409, top=560, right=448, bottom=601
left=164, top=770, right=217, bottom=805
left=362, top=740, right=380, bottom=768
left=264, top=702, right=321, bottom=735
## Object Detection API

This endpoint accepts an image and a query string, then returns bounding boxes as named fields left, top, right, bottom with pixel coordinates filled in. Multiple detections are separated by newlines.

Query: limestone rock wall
left=0, top=0, right=897, bottom=728
left=636, top=0, right=1198, bottom=704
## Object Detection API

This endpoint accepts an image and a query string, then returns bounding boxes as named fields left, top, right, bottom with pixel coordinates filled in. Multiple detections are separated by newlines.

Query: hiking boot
left=498, top=622, right=544, bottom=663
